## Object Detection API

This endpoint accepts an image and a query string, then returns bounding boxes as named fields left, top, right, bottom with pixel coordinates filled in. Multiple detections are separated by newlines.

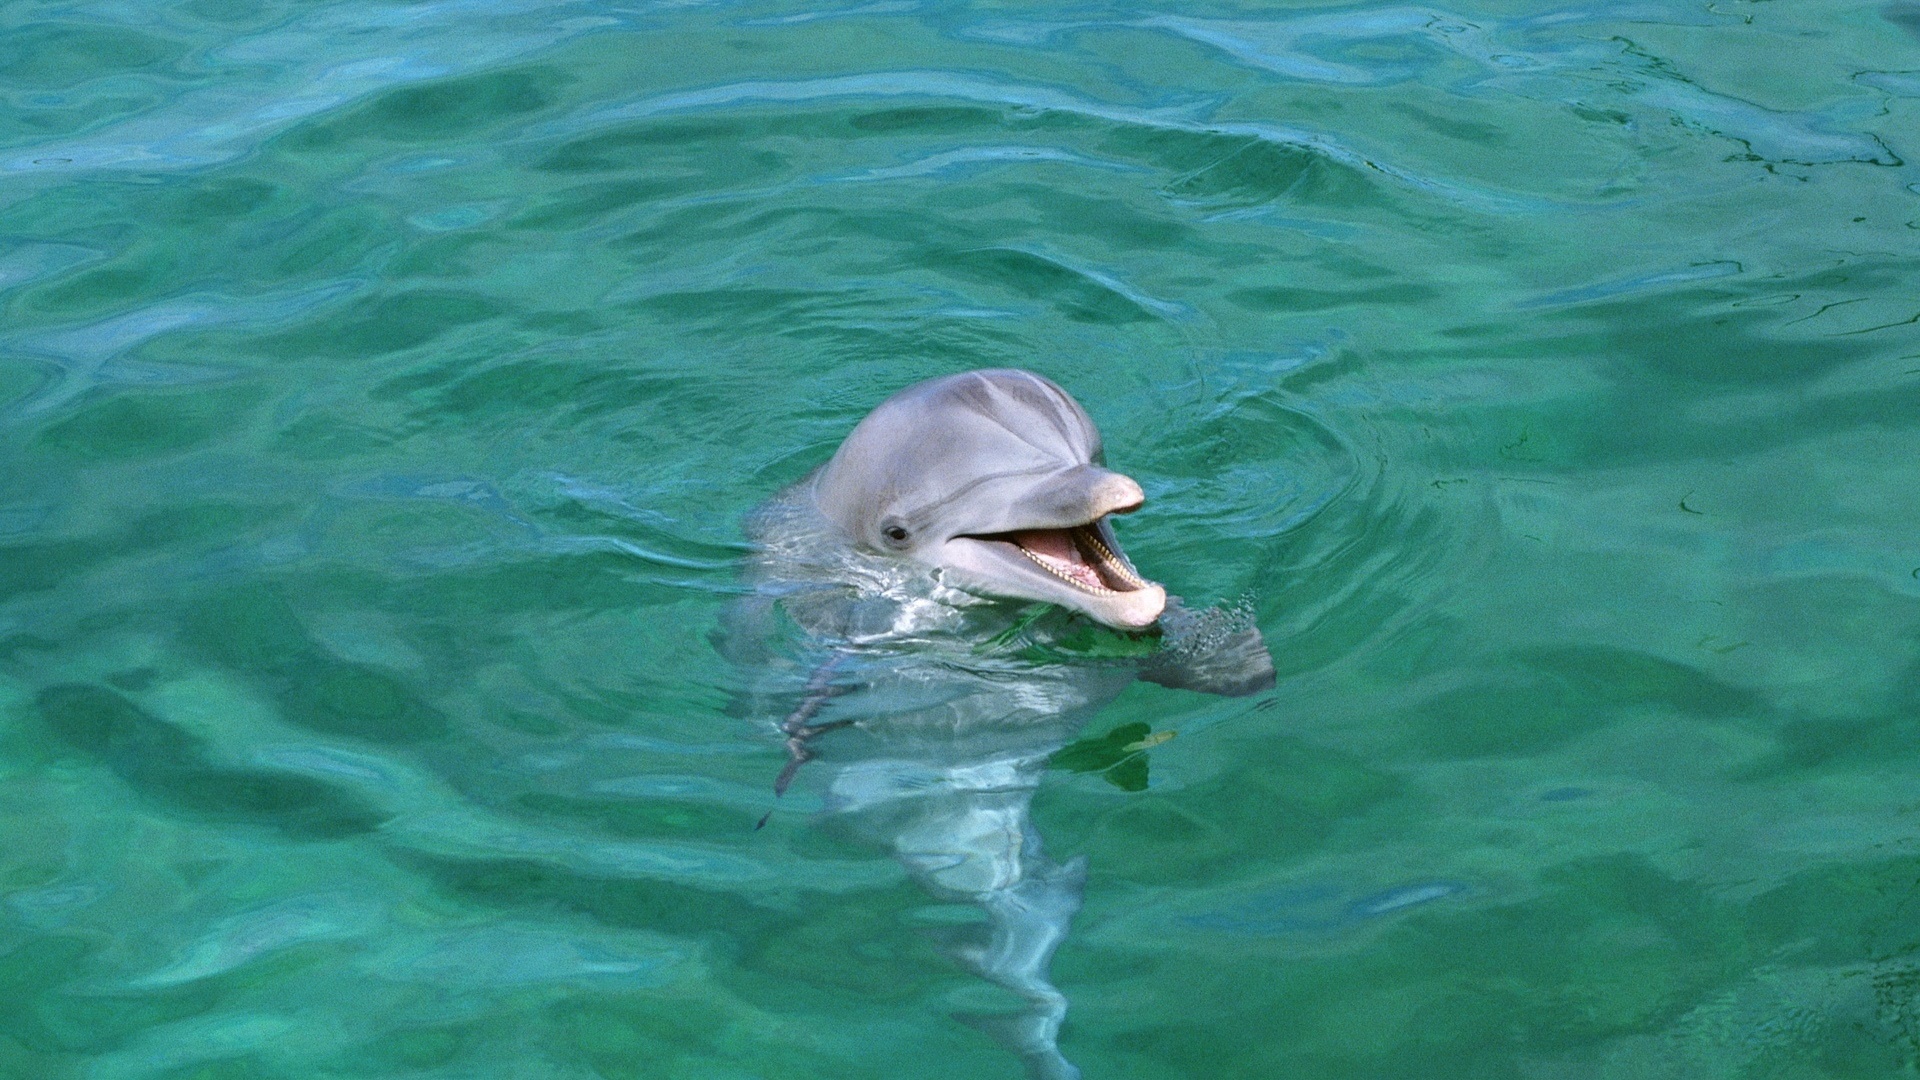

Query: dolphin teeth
left=1076, top=527, right=1148, bottom=590
left=1011, top=524, right=1149, bottom=596
left=1018, top=546, right=1118, bottom=594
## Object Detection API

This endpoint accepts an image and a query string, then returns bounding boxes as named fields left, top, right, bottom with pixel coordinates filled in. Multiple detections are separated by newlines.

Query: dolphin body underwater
left=719, top=369, right=1274, bottom=1079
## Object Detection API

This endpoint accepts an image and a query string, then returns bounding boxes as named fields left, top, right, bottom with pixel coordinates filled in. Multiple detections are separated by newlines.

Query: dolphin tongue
left=1009, top=529, right=1108, bottom=592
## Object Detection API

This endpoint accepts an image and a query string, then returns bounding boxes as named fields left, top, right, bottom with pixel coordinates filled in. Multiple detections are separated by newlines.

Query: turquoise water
left=4, top=0, right=1920, bottom=1075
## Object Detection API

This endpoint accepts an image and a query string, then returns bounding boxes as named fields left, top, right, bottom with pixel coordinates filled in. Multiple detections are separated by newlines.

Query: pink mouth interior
left=1000, top=525, right=1147, bottom=594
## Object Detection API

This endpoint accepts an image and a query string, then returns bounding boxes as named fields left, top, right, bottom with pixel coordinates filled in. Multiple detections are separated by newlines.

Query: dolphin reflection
left=822, top=719, right=1091, bottom=1079
left=725, top=371, right=1274, bottom=1077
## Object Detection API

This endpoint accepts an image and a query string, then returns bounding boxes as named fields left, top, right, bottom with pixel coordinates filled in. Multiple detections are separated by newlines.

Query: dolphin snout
left=1046, top=466, right=1142, bottom=522
left=1089, top=471, right=1145, bottom=517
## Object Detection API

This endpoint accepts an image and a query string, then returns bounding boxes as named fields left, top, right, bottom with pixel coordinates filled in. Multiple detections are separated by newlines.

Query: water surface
left=4, top=0, right=1920, bottom=1076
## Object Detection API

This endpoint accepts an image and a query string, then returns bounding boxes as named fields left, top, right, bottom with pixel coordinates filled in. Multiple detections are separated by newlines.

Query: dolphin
left=724, top=369, right=1275, bottom=1079
left=810, top=368, right=1168, bottom=629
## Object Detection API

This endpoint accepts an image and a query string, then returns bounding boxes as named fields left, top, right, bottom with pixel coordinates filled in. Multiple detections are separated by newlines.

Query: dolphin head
left=811, top=369, right=1168, bottom=628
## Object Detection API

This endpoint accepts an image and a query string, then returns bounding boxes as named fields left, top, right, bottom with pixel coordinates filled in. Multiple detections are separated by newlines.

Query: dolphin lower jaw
left=937, top=521, right=1168, bottom=628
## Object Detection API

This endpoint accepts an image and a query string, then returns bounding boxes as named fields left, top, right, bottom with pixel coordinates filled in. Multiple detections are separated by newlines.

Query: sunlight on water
left=3, top=0, right=1919, bottom=1076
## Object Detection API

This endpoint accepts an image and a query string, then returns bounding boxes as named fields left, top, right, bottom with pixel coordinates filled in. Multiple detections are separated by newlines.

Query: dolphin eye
left=881, top=524, right=910, bottom=546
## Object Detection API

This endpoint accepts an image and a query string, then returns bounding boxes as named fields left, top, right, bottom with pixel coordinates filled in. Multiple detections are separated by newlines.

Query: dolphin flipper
left=711, top=593, right=780, bottom=667
left=1139, top=598, right=1277, bottom=698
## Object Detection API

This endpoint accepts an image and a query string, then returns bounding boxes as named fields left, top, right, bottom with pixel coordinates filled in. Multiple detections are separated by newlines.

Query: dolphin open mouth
left=957, top=521, right=1152, bottom=596
left=922, top=462, right=1168, bottom=628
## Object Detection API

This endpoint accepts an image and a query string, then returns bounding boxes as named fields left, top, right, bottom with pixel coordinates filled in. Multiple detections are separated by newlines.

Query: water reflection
left=820, top=723, right=1089, bottom=1079
left=727, top=580, right=1270, bottom=1078
left=726, top=607, right=1110, bottom=1076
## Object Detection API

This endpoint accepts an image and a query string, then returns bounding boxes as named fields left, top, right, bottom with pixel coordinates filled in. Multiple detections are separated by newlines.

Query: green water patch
left=35, top=384, right=261, bottom=462
left=36, top=683, right=387, bottom=838
left=375, top=353, right=690, bottom=426
left=920, top=246, right=1161, bottom=324
left=0, top=357, right=57, bottom=412
left=279, top=68, right=572, bottom=152
left=1057, top=733, right=1405, bottom=883
left=1407, top=645, right=1765, bottom=760
left=257, top=289, right=507, bottom=360
left=23, top=246, right=182, bottom=317
left=266, top=204, right=397, bottom=280
left=399, top=849, right=796, bottom=945
left=509, top=178, right=703, bottom=232
left=1050, top=721, right=1171, bottom=791
left=159, top=176, right=282, bottom=224
left=1159, top=135, right=1392, bottom=213
left=181, top=587, right=450, bottom=745
left=0, top=22, right=188, bottom=90
left=1228, top=280, right=1441, bottom=313
left=514, top=792, right=749, bottom=840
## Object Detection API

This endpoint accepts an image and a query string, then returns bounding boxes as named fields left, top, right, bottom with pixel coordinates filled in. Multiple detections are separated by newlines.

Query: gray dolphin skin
left=812, top=369, right=1168, bottom=629
left=723, top=369, right=1275, bottom=1080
